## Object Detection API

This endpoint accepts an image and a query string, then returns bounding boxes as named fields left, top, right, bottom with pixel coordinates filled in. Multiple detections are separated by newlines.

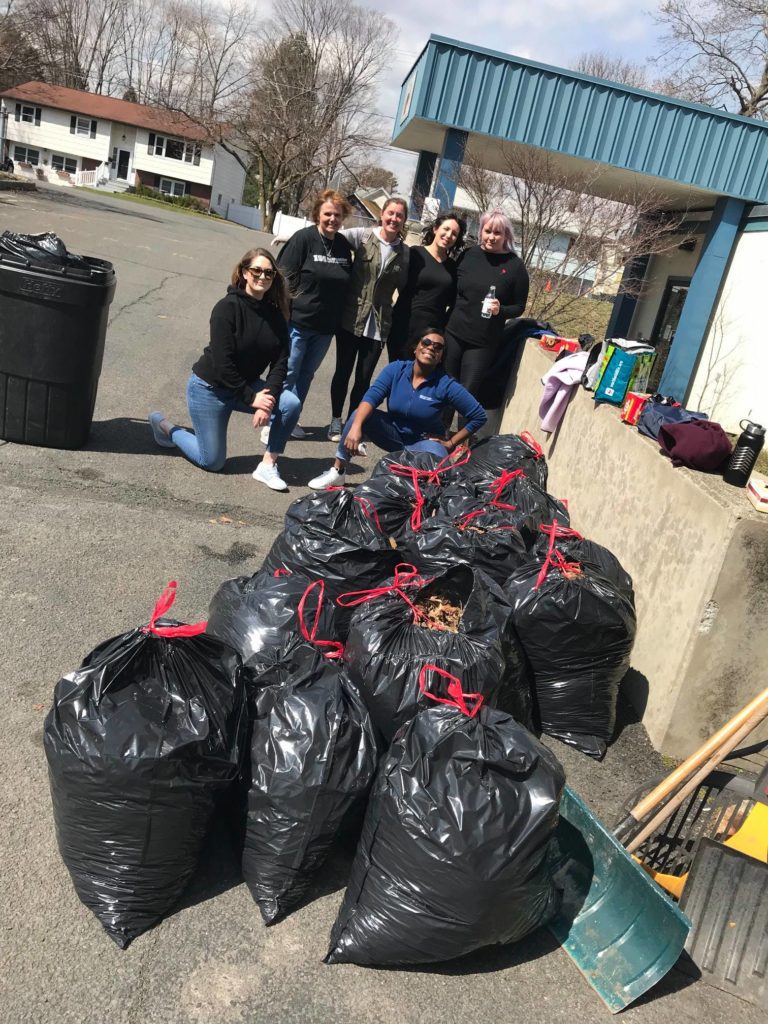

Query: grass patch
left=528, top=294, right=614, bottom=340
left=75, top=186, right=224, bottom=220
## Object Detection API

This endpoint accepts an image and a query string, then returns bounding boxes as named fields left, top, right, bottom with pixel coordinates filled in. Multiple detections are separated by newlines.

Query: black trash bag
left=325, top=668, right=565, bottom=966
left=0, top=230, right=90, bottom=271
left=261, top=487, right=398, bottom=638
left=43, top=582, right=246, bottom=948
left=207, top=570, right=340, bottom=671
left=243, top=638, right=377, bottom=924
left=441, top=469, right=569, bottom=549
left=504, top=552, right=637, bottom=760
left=462, top=433, right=549, bottom=490
left=398, top=502, right=529, bottom=586
left=532, top=522, right=635, bottom=606
left=343, top=563, right=530, bottom=742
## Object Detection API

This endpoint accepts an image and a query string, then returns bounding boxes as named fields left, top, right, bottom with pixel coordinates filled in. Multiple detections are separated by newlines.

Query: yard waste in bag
left=261, top=487, right=397, bottom=637
left=243, top=638, right=377, bottom=924
left=325, top=667, right=565, bottom=966
left=342, top=563, right=530, bottom=742
left=398, top=500, right=528, bottom=586
left=532, top=521, right=635, bottom=605
left=207, top=571, right=340, bottom=671
left=44, top=582, right=246, bottom=948
left=504, top=540, right=637, bottom=760
left=461, top=432, right=548, bottom=490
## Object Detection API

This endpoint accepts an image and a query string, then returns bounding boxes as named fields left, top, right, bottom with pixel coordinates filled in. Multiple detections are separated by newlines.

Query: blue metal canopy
left=393, top=36, right=768, bottom=209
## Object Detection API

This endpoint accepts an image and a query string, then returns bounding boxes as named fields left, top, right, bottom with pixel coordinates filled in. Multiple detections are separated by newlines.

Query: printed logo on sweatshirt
left=311, top=255, right=350, bottom=265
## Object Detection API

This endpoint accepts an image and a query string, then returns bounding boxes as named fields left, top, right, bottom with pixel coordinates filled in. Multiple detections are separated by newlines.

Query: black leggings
left=444, top=332, right=497, bottom=402
left=330, top=328, right=384, bottom=419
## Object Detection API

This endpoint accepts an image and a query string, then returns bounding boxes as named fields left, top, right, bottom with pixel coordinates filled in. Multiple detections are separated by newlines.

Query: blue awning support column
left=660, top=196, right=745, bottom=401
left=410, top=150, right=438, bottom=218
left=605, top=254, right=651, bottom=339
left=433, top=128, right=467, bottom=209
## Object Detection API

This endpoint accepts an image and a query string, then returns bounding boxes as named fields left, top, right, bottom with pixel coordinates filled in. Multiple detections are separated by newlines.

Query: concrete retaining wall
left=499, top=340, right=768, bottom=757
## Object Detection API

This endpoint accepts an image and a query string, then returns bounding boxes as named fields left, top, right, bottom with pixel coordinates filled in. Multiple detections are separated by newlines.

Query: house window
left=184, top=142, right=202, bottom=166
left=13, top=145, right=40, bottom=165
left=164, top=138, right=185, bottom=161
left=15, top=104, right=41, bottom=125
left=51, top=154, right=78, bottom=174
left=217, top=193, right=222, bottom=205
left=69, top=116, right=97, bottom=139
left=159, top=177, right=186, bottom=197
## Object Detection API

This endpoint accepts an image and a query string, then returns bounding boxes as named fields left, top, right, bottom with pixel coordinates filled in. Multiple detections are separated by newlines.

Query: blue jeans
left=284, top=323, right=333, bottom=406
left=335, top=409, right=449, bottom=463
left=170, top=373, right=300, bottom=471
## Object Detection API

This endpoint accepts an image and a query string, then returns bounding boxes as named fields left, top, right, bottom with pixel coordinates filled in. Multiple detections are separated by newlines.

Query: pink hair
left=479, top=207, right=517, bottom=252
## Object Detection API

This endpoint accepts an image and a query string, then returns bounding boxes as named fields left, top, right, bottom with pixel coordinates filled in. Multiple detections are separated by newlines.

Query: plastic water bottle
left=481, top=285, right=496, bottom=319
left=723, top=419, right=765, bottom=487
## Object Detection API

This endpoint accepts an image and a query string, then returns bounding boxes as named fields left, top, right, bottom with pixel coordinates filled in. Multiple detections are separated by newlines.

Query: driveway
left=0, top=186, right=759, bottom=1024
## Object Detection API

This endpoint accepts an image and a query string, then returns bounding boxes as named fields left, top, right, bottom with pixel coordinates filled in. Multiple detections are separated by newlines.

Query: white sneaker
left=308, top=466, right=346, bottom=490
left=291, top=423, right=307, bottom=439
left=149, top=411, right=174, bottom=448
left=253, top=461, right=288, bottom=491
left=327, top=417, right=342, bottom=441
left=260, top=425, right=270, bottom=445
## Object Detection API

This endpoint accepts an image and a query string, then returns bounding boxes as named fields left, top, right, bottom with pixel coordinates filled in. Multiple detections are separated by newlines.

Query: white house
left=0, top=81, right=245, bottom=217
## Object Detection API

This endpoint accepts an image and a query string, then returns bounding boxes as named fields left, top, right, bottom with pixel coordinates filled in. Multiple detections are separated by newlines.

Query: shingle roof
left=1, top=81, right=211, bottom=142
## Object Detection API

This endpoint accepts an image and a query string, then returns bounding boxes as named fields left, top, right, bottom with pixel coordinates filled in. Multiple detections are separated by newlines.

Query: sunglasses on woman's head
left=247, top=266, right=275, bottom=279
left=419, top=338, right=445, bottom=352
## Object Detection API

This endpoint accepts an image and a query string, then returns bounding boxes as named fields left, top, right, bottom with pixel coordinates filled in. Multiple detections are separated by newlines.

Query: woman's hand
left=345, top=425, right=365, bottom=455
left=252, top=409, right=270, bottom=429
left=487, top=298, right=501, bottom=317
left=252, top=389, right=275, bottom=413
left=425, top=435, right=454, bottom=451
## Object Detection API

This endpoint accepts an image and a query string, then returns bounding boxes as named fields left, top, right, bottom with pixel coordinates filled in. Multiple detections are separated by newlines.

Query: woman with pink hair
left=443, top=207, right=529, bottom=409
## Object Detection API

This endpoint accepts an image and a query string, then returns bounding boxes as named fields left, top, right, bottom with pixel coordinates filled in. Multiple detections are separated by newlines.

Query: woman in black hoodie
left=149, top=248, right=300, bottom=491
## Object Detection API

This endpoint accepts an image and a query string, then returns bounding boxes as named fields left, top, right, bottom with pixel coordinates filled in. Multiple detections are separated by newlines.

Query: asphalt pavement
left=0, top=186, right=759, bottom=1024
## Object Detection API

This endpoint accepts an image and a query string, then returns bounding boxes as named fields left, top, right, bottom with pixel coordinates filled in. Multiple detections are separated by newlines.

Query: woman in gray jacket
left=326, top=197, right=409, bottom=440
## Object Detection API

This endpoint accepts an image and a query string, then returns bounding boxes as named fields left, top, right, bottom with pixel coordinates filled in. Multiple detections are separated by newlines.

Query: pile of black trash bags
left=44, top=433, right=636, bottom=965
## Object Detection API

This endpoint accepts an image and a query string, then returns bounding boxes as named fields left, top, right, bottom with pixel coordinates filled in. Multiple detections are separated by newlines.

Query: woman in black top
left=276, top=189, right=354, bottom=437
left=148, top=248, right=301, bottom=491
left=387, top=210, right=466, bottom=361
left=444, top=207, right=529, bottom=405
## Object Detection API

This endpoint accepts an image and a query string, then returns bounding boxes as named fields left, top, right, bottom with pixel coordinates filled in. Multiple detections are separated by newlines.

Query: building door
left=648, top=278, right=690, bottom=392
left=117, top=150, right=130, bottom=180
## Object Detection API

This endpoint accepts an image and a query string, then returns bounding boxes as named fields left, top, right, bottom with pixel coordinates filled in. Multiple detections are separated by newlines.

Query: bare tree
left=575, top=51, right=651, bottom=89
left=0, top=3, right=45, bottom=90
left=654, top=0, right=768, bottom=117
left=458, top=147, right=688, bottom=326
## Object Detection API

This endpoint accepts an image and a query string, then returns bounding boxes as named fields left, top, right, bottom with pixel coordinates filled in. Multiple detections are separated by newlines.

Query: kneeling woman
left=309, top=331, right=486, bottom=489
left=149, top=248, right=300, bottom=491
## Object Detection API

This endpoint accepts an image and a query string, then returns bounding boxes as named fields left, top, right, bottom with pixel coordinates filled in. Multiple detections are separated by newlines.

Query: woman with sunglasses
left=309, top=330, right=486, bottom=489
left=387, top=210, right=466, bottom=362
left=148, top=248, right=300, bottom=490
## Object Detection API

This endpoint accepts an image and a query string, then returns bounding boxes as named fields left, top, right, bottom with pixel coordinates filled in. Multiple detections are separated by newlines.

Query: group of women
left=149, top=188, right=530, bottom=491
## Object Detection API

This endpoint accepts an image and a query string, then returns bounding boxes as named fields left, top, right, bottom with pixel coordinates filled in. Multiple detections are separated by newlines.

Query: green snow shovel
left=549, top=786, right=691, bottom=1013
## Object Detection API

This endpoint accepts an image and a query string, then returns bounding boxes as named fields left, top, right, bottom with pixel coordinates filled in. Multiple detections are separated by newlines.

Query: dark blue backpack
left=637, top=401, right=708, bottom=440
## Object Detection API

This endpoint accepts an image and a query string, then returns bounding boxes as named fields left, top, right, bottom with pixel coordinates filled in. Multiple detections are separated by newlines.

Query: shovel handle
left=624, top=700, right=768, bottom=854
left=625, top=685, right=768, bottom=826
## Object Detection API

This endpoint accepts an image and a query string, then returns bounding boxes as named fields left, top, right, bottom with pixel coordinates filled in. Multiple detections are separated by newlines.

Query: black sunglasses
left=247, top=266, right=275, bottom=279
left=419, top=337, right=445, bottom=352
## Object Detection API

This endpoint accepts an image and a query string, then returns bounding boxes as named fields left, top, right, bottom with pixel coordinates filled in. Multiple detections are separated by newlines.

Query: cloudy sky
left=356, top=0, right=668, bottom=191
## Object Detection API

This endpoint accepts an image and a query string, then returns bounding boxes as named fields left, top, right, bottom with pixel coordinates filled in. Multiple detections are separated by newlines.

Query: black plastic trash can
left=0, top=245, right=116, bottom=449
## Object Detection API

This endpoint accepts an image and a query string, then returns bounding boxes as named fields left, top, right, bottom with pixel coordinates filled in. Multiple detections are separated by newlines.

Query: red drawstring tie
left=489, top=467, right=525, bottom=510
left=520, top=431, right=544, bottom=459
left=534, top=520, right=583, bottom=589
left=142, top=581, right=208, bottom=637
left=418, top=665, right=483, bottom=718
left=387, top=447, right=471, bottom=530
left=337, top=563, right=435, bottom=625
left=297, top=579, right=344, bottom=660
left=273, top=568, right=292, bottom=577
left=326, top=487, right=383, bottom=533
left=456, top=508, right=518, bottom=532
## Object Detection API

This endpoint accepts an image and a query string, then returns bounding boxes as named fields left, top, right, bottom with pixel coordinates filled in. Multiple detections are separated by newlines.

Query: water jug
left=723, top=419, right=765, bottom=487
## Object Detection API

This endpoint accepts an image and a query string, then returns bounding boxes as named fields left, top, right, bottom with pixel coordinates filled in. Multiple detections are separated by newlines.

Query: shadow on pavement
left=36, top=186, right=165, bottom=222
left=88, top=416, right=168, bottom=454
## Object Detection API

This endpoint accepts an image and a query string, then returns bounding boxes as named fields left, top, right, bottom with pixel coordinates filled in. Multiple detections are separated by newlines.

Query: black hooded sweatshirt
left=192, top=286, right=290, bottom=406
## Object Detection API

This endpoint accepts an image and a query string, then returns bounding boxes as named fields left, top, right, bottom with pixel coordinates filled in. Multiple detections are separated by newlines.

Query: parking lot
left=0, top=185, right=760, bottom=1024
